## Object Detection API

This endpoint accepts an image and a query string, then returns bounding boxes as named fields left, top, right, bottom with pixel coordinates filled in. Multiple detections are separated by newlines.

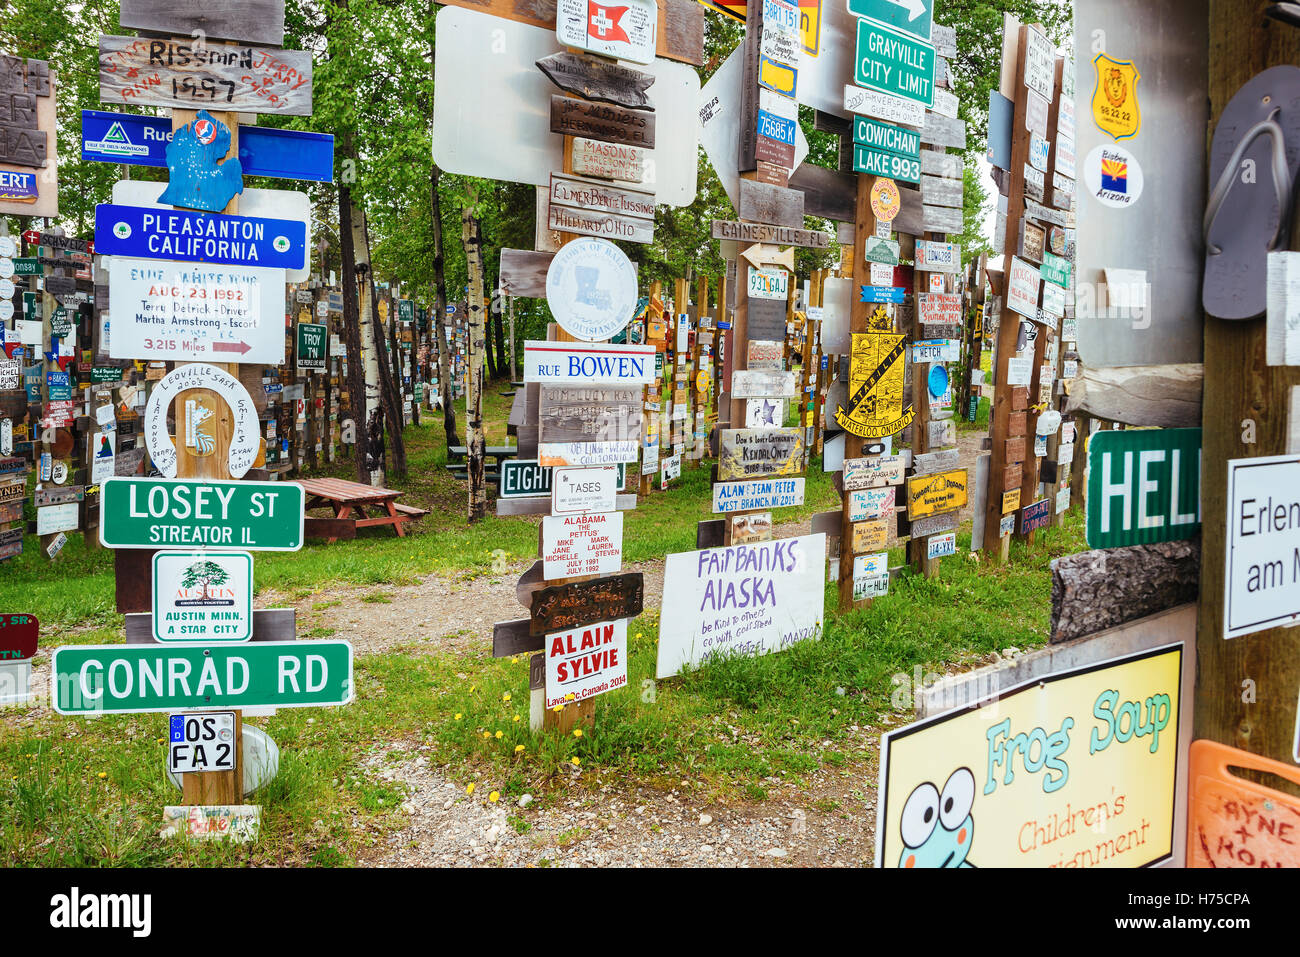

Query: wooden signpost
left=536, top=52, right=657, bottom=109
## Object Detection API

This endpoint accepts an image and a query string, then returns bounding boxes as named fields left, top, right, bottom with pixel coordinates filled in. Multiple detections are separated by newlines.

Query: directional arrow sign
left=52, top=641, right=354, bottom=715
left=847, top=0, right=933, bottom=42
left=853, top=17, right=935, bottom=108
left=740, top=243, right=796, bottom=270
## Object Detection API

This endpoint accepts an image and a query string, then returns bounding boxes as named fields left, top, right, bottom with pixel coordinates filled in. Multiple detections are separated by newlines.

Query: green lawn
left=0, top=374, right=1085, bottom=866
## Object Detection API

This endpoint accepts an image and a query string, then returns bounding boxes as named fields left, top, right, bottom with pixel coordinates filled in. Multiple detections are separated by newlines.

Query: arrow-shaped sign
left=886, top=0, right=927, bottom=22
left=213, top=341, right=253, bottom=355
left=741, top=243, right=795, bottom=270
left=847, top=0, right=933, bottom=42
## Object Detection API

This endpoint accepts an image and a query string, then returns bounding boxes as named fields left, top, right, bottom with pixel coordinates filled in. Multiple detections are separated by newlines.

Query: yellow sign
left=851, top=519, right=889, bottom=553
left=697, top=0, right=821, bottom=56
left=1001, top=488, right=1021, bottom=515
left=905, top=468, right=968, bottom=520
left=870, top=177, right=901, bottom=222
left=877, top=644, right=1182, bottom=867
left=1091, top=53, right=1141, bottom=142
left=758, top=57, right=797, bottom=97
left=695, top=370, right=709, bottom=394
left=834, top=332, right=915, bottom=439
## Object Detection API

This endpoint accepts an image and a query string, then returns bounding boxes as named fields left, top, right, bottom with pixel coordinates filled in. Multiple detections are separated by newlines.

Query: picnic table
left=295, top=477, right=427, bottom=543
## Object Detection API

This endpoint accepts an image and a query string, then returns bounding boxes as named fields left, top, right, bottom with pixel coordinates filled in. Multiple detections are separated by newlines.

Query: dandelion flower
left=466, top=783, right=475, bottom=795
left=565, top=693, right=575, bottom=701
left=96, top=772, right=106, bottom=779
left=489, top=791, right=500, bottom=803
left=494, top=730, right=503, bottom=739
left=502, top=693, right=512, bottom=702
left=482, top=731, right=491, bottom=739
left=513, top=715, right=521, bottom=723
left=455, top=713, right=463, bottom=721
left=571, top=757, right=581, bottom=766
left=573, top=729, right=583, bottom=738
left=514, top=745, right=525, bottom=753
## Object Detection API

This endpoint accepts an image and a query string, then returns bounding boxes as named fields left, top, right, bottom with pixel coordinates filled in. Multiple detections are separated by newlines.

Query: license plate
left=169, top=711, right=236, bottom=774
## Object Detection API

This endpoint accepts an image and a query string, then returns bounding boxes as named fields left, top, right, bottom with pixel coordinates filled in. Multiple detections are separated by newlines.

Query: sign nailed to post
left=1086, top=428, right=1201, bottom=550
left=545, top=618, right=629, bottom=709
left=100, top=477, right=305, bottom=551
left=556, top=0, right=658, bottom=65
left=1224, top=453, right=1300, bottom=640
left=853, top=18, right=935, bottom=108
left=152, top=550, right=253, bottom=643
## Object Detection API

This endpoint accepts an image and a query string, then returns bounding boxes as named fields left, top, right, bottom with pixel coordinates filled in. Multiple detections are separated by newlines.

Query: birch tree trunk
left=350, top=201, right=386, bottom=485
left=462, top=208, right=487, bottom=521
left=338, top=185, right=371, bottom=484
left=362, top=213, right=408, bottom=478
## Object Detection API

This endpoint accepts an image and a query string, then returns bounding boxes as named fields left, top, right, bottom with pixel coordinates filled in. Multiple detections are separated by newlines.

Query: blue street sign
left=859, top=285, right=907, bottom=304
left=95, top=204, right=308, bottom=271
left=81, top=110, right=335, bottom=183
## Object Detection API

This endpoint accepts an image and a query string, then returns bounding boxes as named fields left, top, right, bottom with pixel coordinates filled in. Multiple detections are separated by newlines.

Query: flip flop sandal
left=1203, top=65, right=1300, bottom=320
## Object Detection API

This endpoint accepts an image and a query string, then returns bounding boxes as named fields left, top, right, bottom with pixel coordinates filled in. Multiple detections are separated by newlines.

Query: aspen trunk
left=463, top=209, right=488, bottom=521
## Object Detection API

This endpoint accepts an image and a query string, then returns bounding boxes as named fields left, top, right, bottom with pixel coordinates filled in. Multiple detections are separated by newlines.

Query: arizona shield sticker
left=834, top=332, right=915, bottom=439
left=1091, top=53, right=1140, bottom=142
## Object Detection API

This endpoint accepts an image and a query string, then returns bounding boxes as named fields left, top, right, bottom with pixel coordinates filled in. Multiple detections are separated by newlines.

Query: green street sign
left=52, top=640, right=354, bottom=715
left=12, top=257, right=39, bottom=275
left=99, top=477, right=305, bottom=551
left=853, top=145, right=920, bottom=182
left=847, top=0, right=933, bottom=42
left=398, top=299, right=415, bottom=323
left=91, top=366, right=126, bottom=384
left=854, top=18, right=935, bottom=108
left=296, top=322, right=328, bottom=371
left=1086, top=428, right=1201, bottom=549
left=853, top=116, right=920, bottom=159
left=500, top=459, right=625, bottom=498
left=1041, top=252, right=1072, bottom=289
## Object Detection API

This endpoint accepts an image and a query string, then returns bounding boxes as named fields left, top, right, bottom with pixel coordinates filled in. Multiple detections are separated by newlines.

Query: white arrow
left=885, top=0, right=927, bottom=23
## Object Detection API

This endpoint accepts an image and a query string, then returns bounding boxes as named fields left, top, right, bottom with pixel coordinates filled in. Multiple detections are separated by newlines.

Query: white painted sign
left=1225, top=454, right=1300, bottom=639
left=36, top=503, right=80, bottom=536
left=552, top=466, right=619, bottom=514
left=144, top=364, right=260, bottom=479
left=656, top=533, right=826, bottom=678
left=848, top=486, right=895, bottom=522
left=711, top=477, right=805, bottom=512
left=1024, top=29, right=1055, bottom=101
left=108, top=256, right=286, bottom=364
left=545, top=238, right=639, bottom=342
left=524, top=340, right=657, bottom=384
left=546, top=618, right=629, bottom=709
left=1006, top=256, right=1042, bottom=319
left=1006, top=356, right=1033, bottom=386
left=542, top=511, right=624, bottom=579
left=538, top=440, right=639, bottom=467
left=842, top=84, right=924, bottom=128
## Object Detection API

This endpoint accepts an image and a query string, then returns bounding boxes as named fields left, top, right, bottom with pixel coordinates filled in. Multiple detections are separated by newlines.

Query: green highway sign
left=296, top=322, right=327, bottom=371
left=499, top=459, right=626, bottom=498
left=853, top=116, right=920, bottom=158
left=1041, top=252, right=1072, bottom=289
left=52, top=640, right=354, bottom=715
left=847, top=0, right=933, bottom=42
left=398, top=299, right=415, bottom=323
left=853, top=145, right=920, bottom=182
left=1086, top=428, right=1201, bottom=549
left=854, top=18, right=935, bottom=108
left=99, top=477, right=305, bottom=551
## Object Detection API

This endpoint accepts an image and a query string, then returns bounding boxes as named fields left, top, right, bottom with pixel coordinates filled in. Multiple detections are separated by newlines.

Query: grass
left=0, top=371, right=1086, bottom=866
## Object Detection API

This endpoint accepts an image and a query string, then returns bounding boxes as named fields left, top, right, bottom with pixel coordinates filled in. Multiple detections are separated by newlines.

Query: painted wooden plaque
left=717, top=427, right=804, bottom=480
left=538, top=385, right=642, bottom=444
left=905, top=468, right=968, bottom=520
left=529, top=572, right=644, bottom=636
left=550, top=95, right=656, bottom=147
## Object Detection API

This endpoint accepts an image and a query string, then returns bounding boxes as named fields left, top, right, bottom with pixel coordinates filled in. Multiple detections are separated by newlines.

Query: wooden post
left=691, top=274, right=709, bottom=467
left=907, top=222, right=941, bottom=578
left=1196, top=2, right=1300, bottom=762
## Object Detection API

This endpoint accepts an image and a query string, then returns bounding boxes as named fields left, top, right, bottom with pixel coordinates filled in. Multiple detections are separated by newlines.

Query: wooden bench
left=446, top=445, right=520, bottom=466
left=295, top=477, right=427, bottom=543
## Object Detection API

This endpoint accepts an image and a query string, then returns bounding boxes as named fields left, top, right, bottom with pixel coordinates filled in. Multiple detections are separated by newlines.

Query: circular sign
left=0, top=300, right=12, bottom=322
left=0, top=236, right=14, bottom=258
left=194, top=117, right=217, bottom=145
left=545, top=238, right=639, bottom=342
left=927, top=363, right=950, bottom=400
left=1083, top=143, right=1144, bottom=209
left=870, top=177, right=901, bottom=222
left=51, top=460, right=68, bottom=484
left=113, top=221, right=132, bottom=239
left=145, top=363, right=261, bottom=478
left=0, top=277, right=13, bottom=299
left=0, top=258, right=13, bottom=279
left=695, top=370, right=709, bottom=393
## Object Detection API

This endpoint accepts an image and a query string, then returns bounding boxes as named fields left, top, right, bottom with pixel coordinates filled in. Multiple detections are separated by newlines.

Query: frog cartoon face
left=898, top=767, right=976, bottom=868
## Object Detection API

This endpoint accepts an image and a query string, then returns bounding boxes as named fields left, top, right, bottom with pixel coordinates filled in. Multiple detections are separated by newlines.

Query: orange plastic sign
left=1188, top=739, right=1300, bottom=867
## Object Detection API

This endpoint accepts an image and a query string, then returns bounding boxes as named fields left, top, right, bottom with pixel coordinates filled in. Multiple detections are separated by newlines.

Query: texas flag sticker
left=557, top=0, right=657, bottom=64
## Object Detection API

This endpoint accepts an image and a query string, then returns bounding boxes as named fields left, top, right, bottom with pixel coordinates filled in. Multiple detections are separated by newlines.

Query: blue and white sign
left=81, top=110, right=335, bottom=184
left=95, top=204, right=307, bottom=271
left=859, top=285, right=906, bottom=304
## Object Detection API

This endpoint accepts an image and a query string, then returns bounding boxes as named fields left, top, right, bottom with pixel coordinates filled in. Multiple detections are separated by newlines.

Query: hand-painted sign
left=848, top=486, right=895, bottom=522
left=656, top=532, right=826, bottom=678
left=859, top=285, right=907, bottom=304
left=108, top=257, right=286, bottom=364
left=712, top=219, right=831, bottom=247
left=542, top=511, right=624, bottom=579
left=835, top=332, right=915, bottom=439
left=99, top=477, right=304, bottom=551
left=95, top=204, right=306, bottom=270
left=906, top=468, right=967, bottom=519
left=550, top=95, right=656, bottom=148
left=550, top=173, right=655, bottom=221
left=876, top=644, right=1182, bottom=867
left=52, top=640, right=353, bottom=714
left=571, top=137, right=647, bottom=182
left=545, top=238, right=639, bottom=342
left=851, top=519, right=889, bottom=553
left=529, top=572, right=643, bottom=636
left=156, top=111, right=244, bottom=212
left=718, top=428, right=804, bottom=480
left=556, top=0, right=657, bottom=65
left=552, top=465, right=620, bottom=514
left=98, top=36, right=313, bottom=114
left=844, top=454, right=906, bottom=490
left=843, top=84, right=924, bottom=128
left=539, top=385, right=642, bottom=444
left=711, top=477, right=805, bottom=513
left=524, top=340, right=656, bottom=385
left=1085, top=429, right=1200, bottom=550
left=152, top=550, right=253, bottom=643
left=1006, top=256, right=1041, bottom=320
left=1019, top=498, right=1052, bottom=534
left=1224, top=453, right=1300, bottom=639
left=853, top=18, right=935, bottom=108
left=545, top=618, right=628, bottom=708
left=535, top=52, right=656, bottom=110
left=538, top=440, right=639, bottom=467
left=0, top=612, right=38, bottom=660
left=731, top=370, right=797, bottom=398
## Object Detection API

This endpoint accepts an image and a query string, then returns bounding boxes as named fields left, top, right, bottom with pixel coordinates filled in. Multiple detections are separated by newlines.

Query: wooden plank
left=920, top=174, right=962, bottom=209
left=549, top=173, right=655, bottom=220
left=98, top=36, right=313, bottom=115
left=493, top=617, right=542, bottom=657
left=737, top=178, right=805, bottom=228
left=496, top=492, right=638, bottom=515
left=304, top=517, right=359, bottom=540
left=535, top=52, right=656, bottom=110
left=754, top=160, right=788, bottom=188
left=717, top=427, right=805, bottom=480
left=549, top=95, right=656, bottom=148
left=499, top=248, right=554, bottom=298
left=921, top=204, right=963, bottom=233
left=893, top=184, right=924, bottom=236
left=119, top=0, right=285, bottom=45
left=1062, top=363, right=1203, bottom=428
left=438, top=0, right=704, bottom=66
left=745, top=295, right=787, bottom=341
left=787, top=163, right=857, bottom=222
left=711, top=220, right=831, bottom=248
left=920, top=112, right=967, bottom=149
left=548, top=203, right=653, bottom=243
left=570, top=137, right=646, bottom=182
left=125, top=608, right=296, bottom=643
left=529, top=572, right=644, bottom=636
left=537, top=384, right=642, bottom=443
left=737, top=0, right=762, bottom=171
